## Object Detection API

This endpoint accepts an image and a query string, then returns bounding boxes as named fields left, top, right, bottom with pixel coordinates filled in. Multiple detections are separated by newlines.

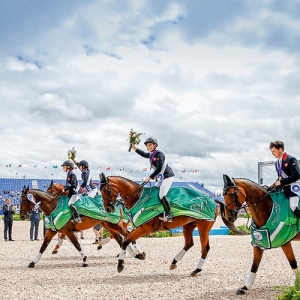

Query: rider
left=72, top=159, right=98, bottom=198
left=61, top=160, right=82, bottom=223
left=130, top=137, right=175, bottom=222
left=269, top=140, right=300, bottom=218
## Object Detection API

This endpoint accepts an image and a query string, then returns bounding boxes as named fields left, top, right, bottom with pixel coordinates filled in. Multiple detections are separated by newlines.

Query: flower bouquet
left=128, top=129, right=144, bottom=152
left=67, top=147, right=76, bottom=160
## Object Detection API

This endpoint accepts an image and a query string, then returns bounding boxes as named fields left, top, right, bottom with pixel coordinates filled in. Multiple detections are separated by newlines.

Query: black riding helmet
left=78, top=160, right=89, bottom=168
left=144, top=137, right=158, bottom=146
left=61, top=160, right=75, bottom=169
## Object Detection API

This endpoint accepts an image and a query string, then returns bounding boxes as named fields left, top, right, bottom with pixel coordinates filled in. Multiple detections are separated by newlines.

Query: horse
left=220, top=174, right=300, bottom=295
left=19, top=185, right=145, bottom=268
left=99, top=173, right=218, bottom=275
left=47, top=181, right=143, bottom=256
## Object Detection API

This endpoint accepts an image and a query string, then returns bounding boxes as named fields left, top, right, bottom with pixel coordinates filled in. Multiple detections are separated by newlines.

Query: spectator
left=92, top=222, right=103, bottom=244
left=30, top=208, right=41, bottom=241
left=3, top=198, right=16, bottom=241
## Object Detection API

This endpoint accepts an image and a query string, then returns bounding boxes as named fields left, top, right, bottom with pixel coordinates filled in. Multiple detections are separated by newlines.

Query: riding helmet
left=78, top=160, right=89, bottom=168
left=144, top=137, right=158, bottom=146
left=61, top=160, right=75, bottom=169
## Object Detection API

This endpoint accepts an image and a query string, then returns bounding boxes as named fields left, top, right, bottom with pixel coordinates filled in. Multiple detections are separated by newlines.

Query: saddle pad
left=44, top=195, right=124, bottom=230
left=129, top=186, right=216, bottom=228
left=251, top=191, right=300, bottom=249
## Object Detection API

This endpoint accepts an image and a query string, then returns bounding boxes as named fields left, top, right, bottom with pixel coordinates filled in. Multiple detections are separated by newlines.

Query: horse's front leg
left=117, top=226, right=149, bottom=273
left=236, top=246, right=264, bottom=295
left=28, top=229, right=57, bottom=268
left=65, top=230, right=88, bottom=267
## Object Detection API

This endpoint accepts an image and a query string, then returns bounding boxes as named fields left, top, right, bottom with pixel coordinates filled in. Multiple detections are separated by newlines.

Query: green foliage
left=276, top=271, right=300, bottom=299
left=239, top=213, right=252, bottom=218
left=143, top=231, right=171, bottom=238
left=1, top=215, right=21, bottom=221
left=228, top=224, right=251, bottom=235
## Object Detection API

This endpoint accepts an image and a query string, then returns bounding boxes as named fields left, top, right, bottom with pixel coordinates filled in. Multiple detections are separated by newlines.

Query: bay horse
left=20, top=185, right=144, bottom=268
left=221, top=174, right=300, bottom=295
left=99, top=173, right=218, bottom=275
left=47, top=181, right=142, bottom=256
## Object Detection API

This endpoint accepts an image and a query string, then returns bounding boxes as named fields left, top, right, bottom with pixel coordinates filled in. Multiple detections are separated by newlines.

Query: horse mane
left=29, top=188, right=58, bottom=199
left=108, top=176, right=139, bottom=187
left=233, top=177, right=267, bottom=193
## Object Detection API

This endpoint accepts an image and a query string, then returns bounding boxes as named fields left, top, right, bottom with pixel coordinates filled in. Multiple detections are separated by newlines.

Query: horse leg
left=52, top=233, right=65, bottom=254
left=281, top=242, right=299, bottom=274
left=64, top=230, right=88, bottom=267
left=28, top=229, right=57, bottom=268
left=117, top=226, right=150, bottom=273
left=236, top=246, right=264, bottom=295
left=170, top=222, right=196, bottom=271
left=190, top=220, right=214, bottom=276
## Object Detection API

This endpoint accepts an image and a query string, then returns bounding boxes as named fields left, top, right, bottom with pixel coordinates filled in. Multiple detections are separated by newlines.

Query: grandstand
left=0, top=178, right=223, bottom=214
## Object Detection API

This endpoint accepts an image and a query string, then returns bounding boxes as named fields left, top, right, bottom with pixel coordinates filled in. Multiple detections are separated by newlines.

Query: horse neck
left=31, top=190, right=58, bottom=216
left=115, top=178, right=141, bottom=210
left=237, top=180, right=272, bottom=227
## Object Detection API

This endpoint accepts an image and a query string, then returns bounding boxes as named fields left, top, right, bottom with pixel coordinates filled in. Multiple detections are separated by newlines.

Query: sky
left=1, top=0, right=300, bottom=192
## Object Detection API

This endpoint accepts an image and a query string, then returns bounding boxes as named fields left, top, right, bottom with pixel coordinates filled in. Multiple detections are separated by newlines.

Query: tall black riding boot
left=70, top=204, right=82, bottom=223
left=294, top=207, right=300, bottom=218
left=160, top=196, right=172, bottom=222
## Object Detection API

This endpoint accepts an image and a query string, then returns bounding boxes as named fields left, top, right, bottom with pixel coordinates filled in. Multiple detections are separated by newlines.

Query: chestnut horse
left=47, top=181, right=142, bottom=255
left=20, top=185, right=144, bottom=268
left=221, top=174, right=300, bottom=295
left=99, top=173, right=218, bottom=275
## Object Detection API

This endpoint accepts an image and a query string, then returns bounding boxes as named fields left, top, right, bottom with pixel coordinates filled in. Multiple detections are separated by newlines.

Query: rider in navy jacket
left=131, top=137, right=175, bottom=222
left=270, top=140, right=300, bottom=218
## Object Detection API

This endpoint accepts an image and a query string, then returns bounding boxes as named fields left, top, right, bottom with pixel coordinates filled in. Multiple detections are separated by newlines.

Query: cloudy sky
left=1, top=0, right=299, bottom=192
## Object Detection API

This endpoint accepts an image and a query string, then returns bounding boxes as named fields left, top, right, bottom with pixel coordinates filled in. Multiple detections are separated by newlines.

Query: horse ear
left=50, top=180, right=54, bottom=188
left=100, top=172, right=106, bottom=182
left=223, top=174, right=234, bottom=188
left=26, top=185, right=29, bottom=193
left=22, top=185, right=27, bottom=193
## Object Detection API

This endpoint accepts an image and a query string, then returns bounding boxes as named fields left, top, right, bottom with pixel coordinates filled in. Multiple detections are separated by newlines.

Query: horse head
left=47, top=181, right=68, bottom=196
left=20, top=185, right=35, bottom=220
left=100, top=172, right=119, bottom=213
left=221, top=174, right=248, bottom=235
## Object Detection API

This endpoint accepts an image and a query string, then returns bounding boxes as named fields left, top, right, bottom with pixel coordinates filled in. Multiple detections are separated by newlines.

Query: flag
left=33, top=165, right=37, bottom=168
left=97, top=166, right=101, bottom=170
left=143, top=168, right=147, bottom=171
left=44, top=166, right=47, bottom=169
left=181, top=169, right=186, bottom=173
left=193, top=170, right=198, bottom=173
left=18, top=164, right=22, bottom=167
left=52, top=166, right=58, bottom=169
left=106, top=167, right=110, bottom=170
left=6, top=164, right=11, bottom=168
left=120, top=167, right=124, bottom=171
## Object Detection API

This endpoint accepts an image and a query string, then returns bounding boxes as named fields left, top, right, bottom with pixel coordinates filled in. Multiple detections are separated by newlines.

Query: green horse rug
left=129, top=186, right=217, bottom=228
left=44, top=195, right=129, bottom=231
left=251, top=191, right=300, bottom=250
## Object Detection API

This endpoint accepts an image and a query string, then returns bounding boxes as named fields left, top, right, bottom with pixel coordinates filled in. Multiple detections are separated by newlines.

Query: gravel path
left=0, top=217, right=297, bottom=300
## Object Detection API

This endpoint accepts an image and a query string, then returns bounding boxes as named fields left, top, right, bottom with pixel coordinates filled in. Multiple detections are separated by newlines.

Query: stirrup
left=165, top=215, right=173, bottom=222
left=159, top=213, right=167, bottom=222
left=74, top=217, right=82, bottom=223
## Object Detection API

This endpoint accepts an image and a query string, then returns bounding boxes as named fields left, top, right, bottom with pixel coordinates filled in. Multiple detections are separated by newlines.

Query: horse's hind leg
left=170, top=222, right=196, bottom=270
left=190, top=220, right=214, bottom=277
left=65, top=230, right=88, bottom=267
left=28, top=229, right=57, bottom=268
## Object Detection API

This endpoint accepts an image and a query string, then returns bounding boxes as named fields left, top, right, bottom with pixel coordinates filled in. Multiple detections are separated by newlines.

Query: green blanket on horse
left=251, top=191, right=300, bottom=250
left=44, top=195, right=129, bottom=231
left=129, top=186, right=216, bottom=228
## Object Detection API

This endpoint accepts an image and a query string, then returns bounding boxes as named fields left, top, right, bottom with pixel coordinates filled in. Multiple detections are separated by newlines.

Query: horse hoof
left=135, top=252, right=146, bottom=260
left=117, top=260, right=124, bottom=273
left=28, top=262, right=35, bottom=268
left=190, top=268, right=202, bottom=277
left=235, top=286, right=247, bottom=295
left=97, top=245, right=102, bottom=251
left=169, top=264, right=177, bottom=270
left=82, top=263, right=88, bottom=267
left=52, top=251, right=58, bottom=255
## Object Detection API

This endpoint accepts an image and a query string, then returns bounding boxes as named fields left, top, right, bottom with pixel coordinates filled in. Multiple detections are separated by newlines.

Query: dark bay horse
left=221, top=174, right=300, bottom=295
left=47, top=181, right=143, bottom=256
left=20, top=185, right=144, bottom=268
left=99, top=173, right=218, bottom=275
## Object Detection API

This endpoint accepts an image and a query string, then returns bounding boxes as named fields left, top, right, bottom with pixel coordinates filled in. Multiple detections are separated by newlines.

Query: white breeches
left=290, top=196, right=299, bottom=211
left=68, top=194, right=80, bottom=205
left=159, top=177, right=174, bottom=199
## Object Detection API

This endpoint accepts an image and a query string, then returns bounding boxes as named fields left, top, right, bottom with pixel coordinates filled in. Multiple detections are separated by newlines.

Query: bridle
left=100, top=177, right=146, bottom=209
